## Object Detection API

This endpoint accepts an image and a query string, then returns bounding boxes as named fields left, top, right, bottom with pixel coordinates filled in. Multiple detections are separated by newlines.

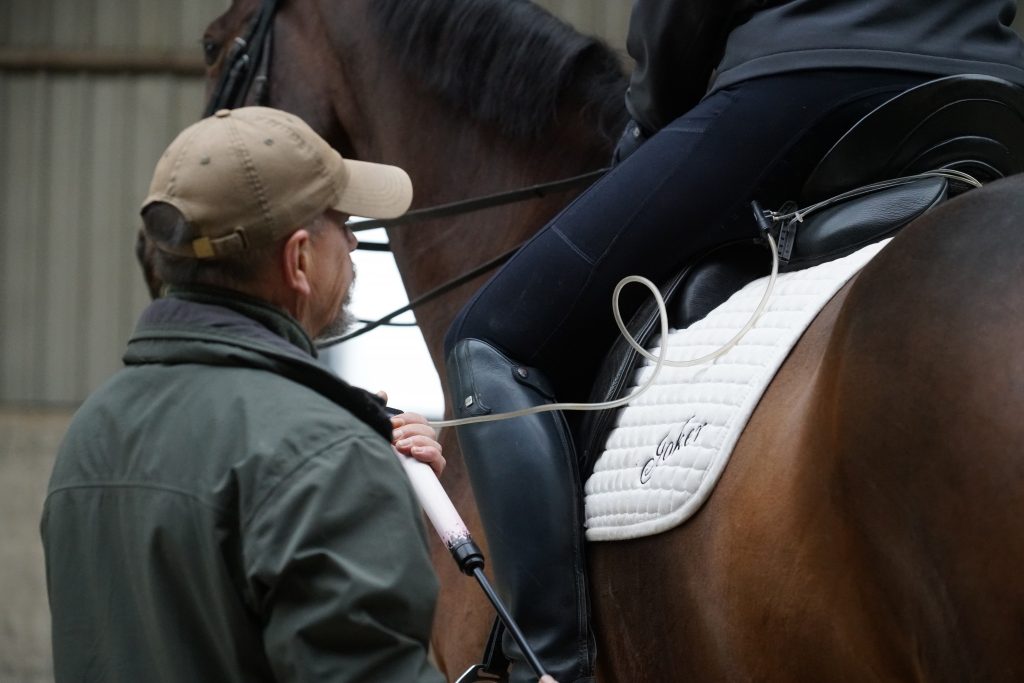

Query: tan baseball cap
left=142, top=106, right=412, bottom=259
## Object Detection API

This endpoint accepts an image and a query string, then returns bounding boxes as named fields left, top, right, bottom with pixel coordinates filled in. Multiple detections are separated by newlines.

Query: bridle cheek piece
left=204, top=0, right=280, bottom=116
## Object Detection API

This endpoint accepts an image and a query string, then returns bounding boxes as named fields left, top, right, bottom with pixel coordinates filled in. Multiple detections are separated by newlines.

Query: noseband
left=204, top=0, right=279, bottom=115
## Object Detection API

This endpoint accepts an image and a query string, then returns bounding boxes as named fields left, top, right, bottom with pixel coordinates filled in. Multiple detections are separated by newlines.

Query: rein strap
left=349, top=167, right=608, bottom=232
left=317, top=242, right=522, bottom=348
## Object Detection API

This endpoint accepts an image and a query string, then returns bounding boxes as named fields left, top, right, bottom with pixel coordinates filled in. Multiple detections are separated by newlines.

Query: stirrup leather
left=455, top=619, right=511, bottom=683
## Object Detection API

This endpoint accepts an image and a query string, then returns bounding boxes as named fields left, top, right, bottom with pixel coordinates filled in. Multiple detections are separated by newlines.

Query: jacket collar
left=124, top=287, right=394, bottom=442
left=156, top=285, right=315, bottom=353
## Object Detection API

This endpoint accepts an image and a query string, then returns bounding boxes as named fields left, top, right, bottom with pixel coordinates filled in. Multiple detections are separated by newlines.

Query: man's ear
left=281, top=228, right=313, bottom=297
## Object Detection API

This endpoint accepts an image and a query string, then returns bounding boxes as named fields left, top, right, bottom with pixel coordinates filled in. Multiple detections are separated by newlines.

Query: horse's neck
left=360, top=90, right=610, bottom=376
left=325, top=1, right=619, bottom=378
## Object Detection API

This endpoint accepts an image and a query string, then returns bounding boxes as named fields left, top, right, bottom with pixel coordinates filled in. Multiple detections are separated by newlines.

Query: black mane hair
left=368, top=0, right=628, bottom=144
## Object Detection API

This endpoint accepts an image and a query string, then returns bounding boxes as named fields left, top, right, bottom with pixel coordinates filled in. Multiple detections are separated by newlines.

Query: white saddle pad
left=584, top=240, right=890, bottom=542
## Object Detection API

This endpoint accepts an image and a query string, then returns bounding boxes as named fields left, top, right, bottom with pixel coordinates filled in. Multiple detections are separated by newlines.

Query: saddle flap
left=577, top=240, right=768, bottom=477
left=783, top=175, right=948, bottom=270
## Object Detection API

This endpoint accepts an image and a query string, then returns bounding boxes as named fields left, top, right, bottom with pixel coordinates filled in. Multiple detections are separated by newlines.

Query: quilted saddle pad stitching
left=584, top=240, right=889, bottom=541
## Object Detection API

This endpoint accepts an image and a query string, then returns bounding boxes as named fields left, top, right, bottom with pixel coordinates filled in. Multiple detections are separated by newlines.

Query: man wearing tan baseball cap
left=139, top=105, right=413, bottom=339
left=144, top=106, right=411, bottom=260
left=42, top=107, right=450, bottom=683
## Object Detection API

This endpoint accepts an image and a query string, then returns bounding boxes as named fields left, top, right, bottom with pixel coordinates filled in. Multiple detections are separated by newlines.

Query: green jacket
left=41, top=288, right=445, bottom=683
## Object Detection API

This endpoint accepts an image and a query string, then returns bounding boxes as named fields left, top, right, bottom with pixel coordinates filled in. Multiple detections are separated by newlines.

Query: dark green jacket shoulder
left=42, top=288, right=444, bottom=683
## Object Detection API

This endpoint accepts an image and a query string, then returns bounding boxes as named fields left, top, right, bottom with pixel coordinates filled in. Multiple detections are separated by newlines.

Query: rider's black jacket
left=625, top=0, right=1024, bottom=135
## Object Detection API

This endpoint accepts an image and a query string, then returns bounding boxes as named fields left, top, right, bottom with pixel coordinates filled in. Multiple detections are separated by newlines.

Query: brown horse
left=189, top=1, right=1024, bottom=680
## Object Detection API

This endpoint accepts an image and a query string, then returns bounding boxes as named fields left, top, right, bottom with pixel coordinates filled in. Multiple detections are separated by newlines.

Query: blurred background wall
left=1, top=2, right=1022, bottom=681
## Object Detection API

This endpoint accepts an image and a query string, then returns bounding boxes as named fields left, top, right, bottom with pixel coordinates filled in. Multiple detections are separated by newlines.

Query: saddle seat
left=578, top=73, right=1024, bottom=474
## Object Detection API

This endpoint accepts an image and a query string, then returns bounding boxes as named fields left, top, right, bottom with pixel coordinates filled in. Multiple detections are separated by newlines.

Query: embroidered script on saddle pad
left=584, top=239, right=891, bottom=542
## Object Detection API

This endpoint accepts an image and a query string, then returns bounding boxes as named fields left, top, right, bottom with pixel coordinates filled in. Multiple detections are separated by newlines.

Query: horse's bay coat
left=41, top=288, right=444, bottom=683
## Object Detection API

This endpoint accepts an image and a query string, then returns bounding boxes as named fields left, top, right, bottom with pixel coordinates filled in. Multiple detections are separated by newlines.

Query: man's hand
left=390, top=412, right=445, bottom=476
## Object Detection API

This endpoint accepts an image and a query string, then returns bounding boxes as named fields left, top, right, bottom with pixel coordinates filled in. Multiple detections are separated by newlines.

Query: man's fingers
left=395, top=435, right=441, bottom=453
left=392, top=422, right=437, bottom=442
left=413, top=449, right=446, bottom=476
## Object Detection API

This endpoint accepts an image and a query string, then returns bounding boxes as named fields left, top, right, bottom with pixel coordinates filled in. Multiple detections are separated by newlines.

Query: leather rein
left=203, top=0, right=607, bottom=343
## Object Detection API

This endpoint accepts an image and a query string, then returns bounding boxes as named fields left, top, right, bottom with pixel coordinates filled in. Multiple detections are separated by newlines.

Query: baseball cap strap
left=191, top=230, right=248, bottom=259
left=149, top=228, right=249, bottom=259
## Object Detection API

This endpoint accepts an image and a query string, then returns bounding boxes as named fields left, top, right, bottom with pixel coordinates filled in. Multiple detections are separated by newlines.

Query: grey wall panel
left=41, top=76, right=91, bottom=402
left=0, top=71, right=204, bottom=403
left=52, top=0, right=98, bottom=48
left=1, top=0, right=208, bottom=404
left=538, top=0, right=631, bottom=53
left=2, top=75, right=50, bottom=403
left=7, top=0, right=51, bottom=47
left=84, top=79, right=132, bottom=396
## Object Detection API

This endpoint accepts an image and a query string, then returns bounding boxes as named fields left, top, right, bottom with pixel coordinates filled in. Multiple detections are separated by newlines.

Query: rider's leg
left=447, top=337, right=593, bottom=683
left=447, top=70, right=929, bottom=400
left=444, top=68, right=930, bottom=682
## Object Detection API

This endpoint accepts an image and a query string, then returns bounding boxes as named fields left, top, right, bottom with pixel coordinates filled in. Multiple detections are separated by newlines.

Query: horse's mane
left=368, top=0, right=628, bottom=143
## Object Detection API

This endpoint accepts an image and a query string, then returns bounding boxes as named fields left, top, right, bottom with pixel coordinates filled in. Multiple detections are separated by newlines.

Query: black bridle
left=204, top=0, right=279, bottom=115
left=200, top=0, right=608, bottom=342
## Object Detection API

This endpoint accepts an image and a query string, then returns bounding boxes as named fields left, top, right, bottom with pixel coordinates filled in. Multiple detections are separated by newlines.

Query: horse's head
left=138, top=0, right=627, bottom=304
left=201, top=0, right=360, bottom=156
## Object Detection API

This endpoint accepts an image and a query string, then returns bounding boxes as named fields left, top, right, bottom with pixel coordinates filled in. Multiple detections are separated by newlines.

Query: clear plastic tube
left=429, top=233, right=780, bottom=429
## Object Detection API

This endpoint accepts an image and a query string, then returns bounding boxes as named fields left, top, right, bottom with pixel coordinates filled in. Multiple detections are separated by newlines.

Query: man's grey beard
left=314, top=266, right=357, bottom=343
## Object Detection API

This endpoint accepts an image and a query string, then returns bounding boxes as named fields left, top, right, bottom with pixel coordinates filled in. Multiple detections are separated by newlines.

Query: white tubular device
left=395, top=453, right=475, bottom=554
left=394, top=452, right=550, bottom=680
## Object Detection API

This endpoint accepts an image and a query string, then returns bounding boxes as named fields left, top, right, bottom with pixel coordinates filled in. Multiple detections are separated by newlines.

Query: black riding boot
left=446, top=338, right=595, bottom=683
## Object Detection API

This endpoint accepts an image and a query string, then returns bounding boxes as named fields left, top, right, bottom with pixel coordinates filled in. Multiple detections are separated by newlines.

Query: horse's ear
left=135, top=228, right=163, bottom=300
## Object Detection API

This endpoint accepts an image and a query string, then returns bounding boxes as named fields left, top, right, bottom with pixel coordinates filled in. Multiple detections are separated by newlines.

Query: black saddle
left=577, top=73, right=1024, bottom=476
left=802, top=73, right=1024, bottom=201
